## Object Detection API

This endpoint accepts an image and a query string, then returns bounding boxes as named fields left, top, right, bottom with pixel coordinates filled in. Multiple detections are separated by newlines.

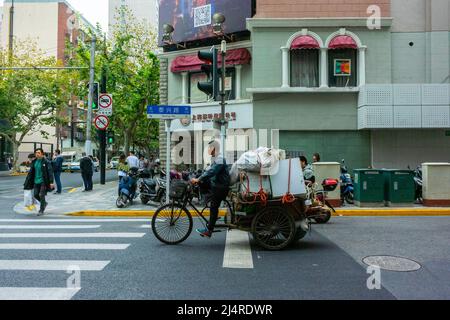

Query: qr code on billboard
left=194, top=4, right=211, bottom=28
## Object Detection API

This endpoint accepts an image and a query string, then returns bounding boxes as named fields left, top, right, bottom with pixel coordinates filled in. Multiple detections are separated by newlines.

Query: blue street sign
left=147, top=105, right=191, bottom=119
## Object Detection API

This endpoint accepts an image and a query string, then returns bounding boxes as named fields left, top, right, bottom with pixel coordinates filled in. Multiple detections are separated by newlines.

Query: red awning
left=290, top=35, right=320, bottom=49
left=170, top=48, right=251, bottom=73
left=328, top=35, right=358, bottom=49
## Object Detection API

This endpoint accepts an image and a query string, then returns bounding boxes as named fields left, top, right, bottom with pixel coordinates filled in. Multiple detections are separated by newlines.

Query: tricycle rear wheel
left=251, top=206, right=296, bottom=251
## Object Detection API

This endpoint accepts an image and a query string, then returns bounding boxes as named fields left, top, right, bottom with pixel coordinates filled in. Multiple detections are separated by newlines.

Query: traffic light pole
left=99, top=69, right=107, bottom=185
left=85, top=35, right=96, bottom=157
left=219, top=41, right=227, bottom=156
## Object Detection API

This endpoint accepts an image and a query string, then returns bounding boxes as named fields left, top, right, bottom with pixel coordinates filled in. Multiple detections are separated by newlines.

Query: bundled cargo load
left=230, top=147, right=286, bottom=185
left=230, top=147, right=306, bottom=202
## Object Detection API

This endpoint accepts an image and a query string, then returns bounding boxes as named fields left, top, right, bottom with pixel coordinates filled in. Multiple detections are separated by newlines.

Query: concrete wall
left=1, top=2, right=58, bottom=56
left=255, top=0, right=390, bottom=18
left=280, top=130, right=372, bottom=170
left=253, top=93, right=359, bottom=131
left=372, top=130, right=450, bottom=169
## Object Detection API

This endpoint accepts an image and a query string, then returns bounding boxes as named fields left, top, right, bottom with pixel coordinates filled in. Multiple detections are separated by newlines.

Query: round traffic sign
left=94, top=115, right=110, bottom=131
left=99, top=94, right=112, bottom=108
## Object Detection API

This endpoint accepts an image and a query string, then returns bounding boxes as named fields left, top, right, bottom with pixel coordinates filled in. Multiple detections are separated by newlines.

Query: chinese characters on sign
left=192, top=112, right=237, bottom=123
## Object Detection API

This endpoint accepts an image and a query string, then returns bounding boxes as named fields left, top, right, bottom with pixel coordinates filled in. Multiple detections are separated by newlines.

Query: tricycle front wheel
left=251, top=207, right=296, bottom=251
left=152, top=204, right=193, bottom=245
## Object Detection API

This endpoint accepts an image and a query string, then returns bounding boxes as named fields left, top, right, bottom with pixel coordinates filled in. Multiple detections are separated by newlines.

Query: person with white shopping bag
left=23, top=148, right=54, bottom=216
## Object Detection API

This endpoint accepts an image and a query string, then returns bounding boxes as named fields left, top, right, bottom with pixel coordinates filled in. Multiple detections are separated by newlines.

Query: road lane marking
left=0, top=243, right=130, bottom=250
left=222, top=230, right=254, bottom=269
left=0, top=225, right=101, bottom=229
left=0, top=233, right=145, bottom=238
left=0, top=260, right=110, bottom=271
left=0, top=288, right=79, bottom=300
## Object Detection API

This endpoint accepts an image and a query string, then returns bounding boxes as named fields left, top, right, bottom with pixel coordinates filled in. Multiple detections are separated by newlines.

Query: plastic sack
left=24, top=190, right=33, bottom=207
left=235, top=151, right=260, bottom=172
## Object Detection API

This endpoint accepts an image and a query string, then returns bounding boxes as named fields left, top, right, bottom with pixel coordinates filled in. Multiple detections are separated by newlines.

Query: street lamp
left=212, top=13, right=234, bottom=42
left=162, top=23, right=186, bottom=49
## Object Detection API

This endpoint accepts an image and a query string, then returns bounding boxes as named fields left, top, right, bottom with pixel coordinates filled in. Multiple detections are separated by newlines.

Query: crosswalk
left=0, top=217, right=149, bottom=300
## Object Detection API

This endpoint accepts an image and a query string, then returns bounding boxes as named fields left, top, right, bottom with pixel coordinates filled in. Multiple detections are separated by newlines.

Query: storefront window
left=328, top=48, right=357, bottom=87
left=290, top=49, right=319, bottom=87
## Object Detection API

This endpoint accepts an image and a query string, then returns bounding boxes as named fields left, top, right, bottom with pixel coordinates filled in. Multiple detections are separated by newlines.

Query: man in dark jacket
left=24, top=148, right=54, bottom=216
left=191, top=140, right=230, bottom=238
left=52, top=149, right=64, bottom=194
left=80, top=153, right=94, bottom=192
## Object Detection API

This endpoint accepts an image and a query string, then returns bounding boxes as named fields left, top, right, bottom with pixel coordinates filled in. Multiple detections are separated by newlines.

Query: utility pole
left=85, top=35, right=96, bottom=157
left=8, top=0, right=15, bottom=61
left=219, top=40, right=227, bottom=157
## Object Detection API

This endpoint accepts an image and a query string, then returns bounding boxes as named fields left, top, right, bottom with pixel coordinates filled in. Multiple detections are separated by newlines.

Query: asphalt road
left=0, top=174, right=449, bottom=300
left=0, top=209, right=449, bottom=300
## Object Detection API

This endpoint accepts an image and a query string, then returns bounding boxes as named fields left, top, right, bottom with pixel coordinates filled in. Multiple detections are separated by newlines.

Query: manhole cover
left=363, top=255, right=421, bottom=272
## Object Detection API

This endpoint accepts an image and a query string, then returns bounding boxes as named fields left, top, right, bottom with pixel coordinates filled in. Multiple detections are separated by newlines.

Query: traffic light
left=86, top=82, right=100, bottom=110
left=107, top=130, right=115, bottom=145
left=197, top=48, right=219, bottom=101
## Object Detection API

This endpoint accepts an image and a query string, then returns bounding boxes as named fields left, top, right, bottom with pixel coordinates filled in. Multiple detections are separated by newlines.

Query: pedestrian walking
left=23, top=148, right=54, bottom=216
left=52, top=149, right=64, bottom=194
left=7, top=156, right=12, bottom=170
left=117, top=154, right=129, bottom=182
left=126, top=151, right=139, bottom=169
left=80, top=153, right=94, bottom=192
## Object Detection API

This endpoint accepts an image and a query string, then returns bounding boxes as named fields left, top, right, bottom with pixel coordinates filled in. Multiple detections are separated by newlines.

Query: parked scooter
left=340, top=160, right=354, bottom=205
left=116, top=167, right=140, bottom=208
left=139, top=169, right=167, bottom=206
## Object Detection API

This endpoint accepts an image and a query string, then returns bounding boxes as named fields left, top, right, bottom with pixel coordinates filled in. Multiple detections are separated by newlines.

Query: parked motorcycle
left=116, top=167, right=140, bottom=208
left=340, top=160, right=354, bottom=205
left=139, top=169, right=167, bottom=206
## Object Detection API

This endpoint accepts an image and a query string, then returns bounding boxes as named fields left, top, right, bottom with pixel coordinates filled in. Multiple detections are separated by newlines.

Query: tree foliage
left=69, top=7, right=160, bottom=156
left=0, top=41, right=72, bottom=167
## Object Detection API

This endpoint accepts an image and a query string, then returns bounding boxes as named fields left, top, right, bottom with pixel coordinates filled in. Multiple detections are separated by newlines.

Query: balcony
left=358, top=84, right=450, bottom=129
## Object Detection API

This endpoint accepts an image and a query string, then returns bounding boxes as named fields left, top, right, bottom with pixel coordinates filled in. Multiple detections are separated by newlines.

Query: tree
left=0, top=41, right=72, bottom=168
left=69, top=7, right=160, bottom=156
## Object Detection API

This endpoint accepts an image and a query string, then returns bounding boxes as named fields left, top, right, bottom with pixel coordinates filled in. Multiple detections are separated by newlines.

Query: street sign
left=94, top=115, right=110, bottom=131
left=98, top=94, right=113, bottom=116
left=147, top=105, right=191, bottom=119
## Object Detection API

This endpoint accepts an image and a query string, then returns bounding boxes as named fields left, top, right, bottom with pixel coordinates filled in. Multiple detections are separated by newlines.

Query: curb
left=67, top=209, right=228, bottom=217
left=333, top=209, right=450, bottom=216
left=66, top=208, right=450, bottom=217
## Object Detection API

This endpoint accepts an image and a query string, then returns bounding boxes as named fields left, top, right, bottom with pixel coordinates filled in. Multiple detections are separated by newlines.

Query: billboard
left=158, top=0, right=252, bottom=45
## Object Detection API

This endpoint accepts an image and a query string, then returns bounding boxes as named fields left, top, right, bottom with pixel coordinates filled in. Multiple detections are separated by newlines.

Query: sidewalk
left=13, top=181, right=450, bottom=217
left=13, top=181, right=159, bottom=217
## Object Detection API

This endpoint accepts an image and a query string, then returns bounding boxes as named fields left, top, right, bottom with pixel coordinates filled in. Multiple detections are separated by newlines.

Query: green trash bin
left=382, top=169, right=415, bottom=206
left=354, top=169, right=385, bottom=207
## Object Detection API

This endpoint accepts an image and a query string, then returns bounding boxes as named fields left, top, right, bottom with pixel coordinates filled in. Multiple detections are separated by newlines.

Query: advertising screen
left=158, top=0, right=253, bottom=45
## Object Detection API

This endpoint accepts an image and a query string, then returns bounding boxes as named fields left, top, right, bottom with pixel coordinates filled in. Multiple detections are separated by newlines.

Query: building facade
left=248, top=0, right=450, bottom=170
left=0, top=0, right=94, bottom=162
left=109, top=0, right=159, bottom=35
left=160, top=0, right=450, bottom=170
